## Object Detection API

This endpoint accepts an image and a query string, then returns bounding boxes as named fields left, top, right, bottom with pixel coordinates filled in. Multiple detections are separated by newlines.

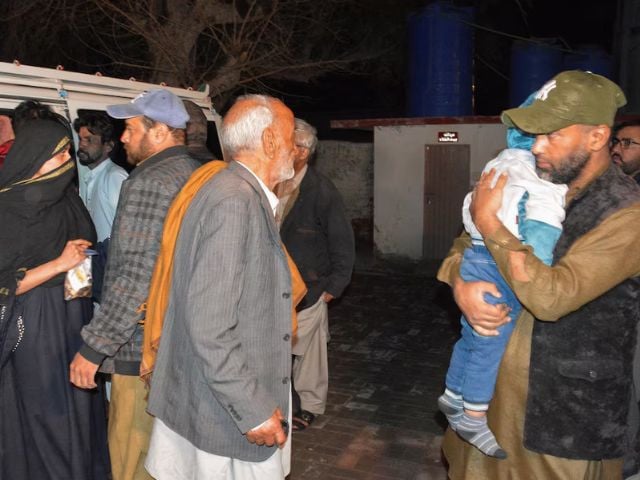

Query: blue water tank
left=509, top=40, right=563, bottom=107
left=407, top=2, right=474, bottom=117
left=563, top=45, right=613, bottom=79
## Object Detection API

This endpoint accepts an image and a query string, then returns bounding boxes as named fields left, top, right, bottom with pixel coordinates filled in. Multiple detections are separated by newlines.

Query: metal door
left=423, top=144, right=470, bottom=260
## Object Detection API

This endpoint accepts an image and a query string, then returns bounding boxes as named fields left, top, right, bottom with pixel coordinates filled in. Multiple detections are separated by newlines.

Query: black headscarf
left=0, top=120, right=95, bottom=365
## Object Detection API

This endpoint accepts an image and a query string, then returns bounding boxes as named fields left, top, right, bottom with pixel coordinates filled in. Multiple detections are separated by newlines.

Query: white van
left=0, top=61, right=223, bottom=177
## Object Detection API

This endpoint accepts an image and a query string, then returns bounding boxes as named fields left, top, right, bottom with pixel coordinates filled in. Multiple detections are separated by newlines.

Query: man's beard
left=77, top=149, right=100, bottom=166
left=125, top=136, right=154, bottom=165
left=615, top=156, right=640, bottom=175
left=537, top=150, right=590, bottom=184
left=279, top=165, right=295, bottom=182
left=275, top=152, right=295, bottom=183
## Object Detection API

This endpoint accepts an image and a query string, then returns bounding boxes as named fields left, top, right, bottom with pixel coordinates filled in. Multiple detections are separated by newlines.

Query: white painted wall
left=373, top=123, right=507, bottom=259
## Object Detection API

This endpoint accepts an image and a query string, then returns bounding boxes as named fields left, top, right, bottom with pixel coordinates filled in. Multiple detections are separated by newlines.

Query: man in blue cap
left=69, top=89, right=199, bottom=480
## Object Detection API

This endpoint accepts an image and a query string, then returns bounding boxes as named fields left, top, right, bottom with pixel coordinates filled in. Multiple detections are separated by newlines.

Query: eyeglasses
left=611, top=137, right=640, bottom=149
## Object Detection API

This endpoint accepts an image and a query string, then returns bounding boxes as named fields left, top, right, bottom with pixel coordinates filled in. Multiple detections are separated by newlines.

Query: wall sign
left=438, top=131, right=459, bottom=143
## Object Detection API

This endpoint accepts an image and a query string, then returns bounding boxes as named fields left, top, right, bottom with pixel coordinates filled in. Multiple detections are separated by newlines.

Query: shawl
left=140, top=160, right=307, bottom=380
left=0, top=120, right=96, bottom=366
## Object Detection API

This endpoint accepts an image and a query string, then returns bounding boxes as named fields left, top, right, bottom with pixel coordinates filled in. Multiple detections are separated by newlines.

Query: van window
left=76, top=109, right=130, bottom=172
left=207, top=121, right=223, bottom=161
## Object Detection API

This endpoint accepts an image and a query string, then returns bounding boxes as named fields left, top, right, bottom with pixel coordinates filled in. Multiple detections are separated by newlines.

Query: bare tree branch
left=0, top=0, right=386, bottom=104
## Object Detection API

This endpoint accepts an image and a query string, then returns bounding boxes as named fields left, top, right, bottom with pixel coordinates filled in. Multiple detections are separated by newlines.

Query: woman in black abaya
left=0, top=120, right=110, bottom=479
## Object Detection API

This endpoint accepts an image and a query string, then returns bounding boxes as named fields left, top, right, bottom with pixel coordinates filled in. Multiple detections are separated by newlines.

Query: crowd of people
left=0, top=70, right=638, bottom=480
left=0, top=89, right=354, bottom=480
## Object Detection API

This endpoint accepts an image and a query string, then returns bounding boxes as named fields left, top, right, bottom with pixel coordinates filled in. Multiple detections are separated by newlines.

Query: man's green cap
left=501, top=70, right=627, bottom=134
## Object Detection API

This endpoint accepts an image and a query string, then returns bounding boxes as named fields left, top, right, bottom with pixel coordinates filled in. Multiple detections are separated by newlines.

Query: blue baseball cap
left=106, top=89, right=189, bottom=129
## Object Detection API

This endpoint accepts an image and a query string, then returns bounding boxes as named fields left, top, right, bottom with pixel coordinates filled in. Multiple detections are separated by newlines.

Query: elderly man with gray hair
left=276, top=118, right=355, bottom=431
left=144, top=94, right=298, bottom=480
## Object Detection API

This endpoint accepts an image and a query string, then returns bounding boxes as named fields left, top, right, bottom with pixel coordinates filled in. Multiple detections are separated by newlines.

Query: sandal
left=292, top=410, right=316, bottom=432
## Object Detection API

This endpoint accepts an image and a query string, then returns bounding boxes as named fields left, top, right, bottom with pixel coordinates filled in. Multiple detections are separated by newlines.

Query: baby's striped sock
left=437, top=389, right=463, bottom=431
left=457, top=412, right=507, bottom=459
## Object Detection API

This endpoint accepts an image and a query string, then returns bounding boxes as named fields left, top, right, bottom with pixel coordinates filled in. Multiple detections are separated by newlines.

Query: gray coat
left=147, top=161, right=292, bottom=462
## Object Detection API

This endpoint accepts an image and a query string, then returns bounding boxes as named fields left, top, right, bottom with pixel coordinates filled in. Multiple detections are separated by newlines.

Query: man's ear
left=300, top=147, right=311, bottom=163
left=104, top=140, right=114, bottom=156
left=589, top=125, right=611, bottom=151
left=262, top=127, right=276, bottom=158
left=150, top=123, right=170, bottom=144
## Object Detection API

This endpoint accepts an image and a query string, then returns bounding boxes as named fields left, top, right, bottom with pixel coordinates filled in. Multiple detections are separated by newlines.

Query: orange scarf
left=140, top=160, right=306, bottom=380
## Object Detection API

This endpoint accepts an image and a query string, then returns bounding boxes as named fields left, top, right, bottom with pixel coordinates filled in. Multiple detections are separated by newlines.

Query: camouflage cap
left=501, top=70, right=626, bottom=134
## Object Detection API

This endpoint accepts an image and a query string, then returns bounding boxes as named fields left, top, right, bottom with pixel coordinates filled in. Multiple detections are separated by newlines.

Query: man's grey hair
left=295, top=118, right=318, bottom=155
left=220, top=94, right=274, bottom=157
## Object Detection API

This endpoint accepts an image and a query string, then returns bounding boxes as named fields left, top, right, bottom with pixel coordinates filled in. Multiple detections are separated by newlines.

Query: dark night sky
left=285, top=0, right=617, bottom=136
left=526, top=0, right=615, bottom=47
left=1, top=0, right=618, bottom=134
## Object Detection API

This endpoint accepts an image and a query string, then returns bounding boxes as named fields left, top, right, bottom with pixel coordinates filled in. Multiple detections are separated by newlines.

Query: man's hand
left=69, top=352, right=99, bottom=389
left=321, top=291, right=334, bottom=303
left=453, top=276, right=511, bottom=337
left=470, top=169, right=507, bottom=238
left=246, top=408, right=287, bottom=448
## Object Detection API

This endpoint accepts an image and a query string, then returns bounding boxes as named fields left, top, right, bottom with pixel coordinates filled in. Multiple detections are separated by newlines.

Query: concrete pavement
left=288, top=272, right=459, bottom=479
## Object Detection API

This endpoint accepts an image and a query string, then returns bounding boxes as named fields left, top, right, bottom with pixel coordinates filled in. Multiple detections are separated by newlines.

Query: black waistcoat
left=523, top=165, right=640, bottom=459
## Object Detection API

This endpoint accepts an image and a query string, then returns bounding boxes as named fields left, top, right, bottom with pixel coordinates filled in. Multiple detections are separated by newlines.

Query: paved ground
left=288, top=271, right=460, bottom=480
